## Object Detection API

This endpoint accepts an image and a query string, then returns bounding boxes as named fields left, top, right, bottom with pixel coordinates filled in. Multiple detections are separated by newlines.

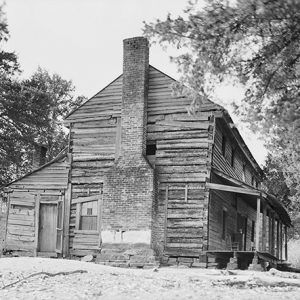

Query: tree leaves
left=144, top=0, right=300, bottom=215
left=0, top=7, right=86, bottom=186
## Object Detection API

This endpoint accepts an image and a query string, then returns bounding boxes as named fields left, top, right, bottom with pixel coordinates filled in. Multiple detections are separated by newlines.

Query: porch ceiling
left=209, top=168, right=292, bottom=226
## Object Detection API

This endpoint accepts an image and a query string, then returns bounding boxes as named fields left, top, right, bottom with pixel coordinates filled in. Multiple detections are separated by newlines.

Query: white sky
left=3, top=0, right=268, bottom=165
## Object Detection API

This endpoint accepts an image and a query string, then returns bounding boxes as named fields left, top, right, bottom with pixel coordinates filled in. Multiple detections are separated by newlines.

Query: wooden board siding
left=71, top=119, right=118, bottom=162
left=5, top=158, right=69, bottom=255
left=148, top=67, right=220, bottom=116
left=10, top=158, right=69, bottom=190
left=65, top=76, right=123, bottom=122
left=6, top=193, right=36, bottom=253
left=213, top=122, right=260, bottom=186
left=69, top=183, right=102, bottom=256
left=5, top=191, right=65, bottom=255
left=159, top=184, right=209, bottom=256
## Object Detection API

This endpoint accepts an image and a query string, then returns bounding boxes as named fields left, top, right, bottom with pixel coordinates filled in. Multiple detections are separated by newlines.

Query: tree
left=0, top=5, right=85, bottom=186
left=0, top=68, right=85, bottom=186
left=144, top=0, right=300, bottom=210
left=0, top=4, right=19, bottom=75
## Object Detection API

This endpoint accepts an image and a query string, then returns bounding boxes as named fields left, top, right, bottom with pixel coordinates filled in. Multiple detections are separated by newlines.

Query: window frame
left=221, top=134, right=227, bottom=157
left=74, top=195, right=101, bottom=233
left=231, top=147, right=235, bottom=168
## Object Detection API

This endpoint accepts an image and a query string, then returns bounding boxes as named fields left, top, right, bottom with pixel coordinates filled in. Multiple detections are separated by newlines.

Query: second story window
left=231, top=147, right=235, bottom=168
left=242, top=164, right=246, bottom=182
left=221, top=135, right=227, bottom=157
left=146, top=143, right=156, bottom=156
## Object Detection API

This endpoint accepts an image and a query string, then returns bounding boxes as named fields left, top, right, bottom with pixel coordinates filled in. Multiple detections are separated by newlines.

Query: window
left=221, top=135, right=227, bottom=157
left=242, top=164, right=246, bottom=182
left=231, top=147, right=235, bottom=167
left=80, top=200, right=98, bottom=230
left=251, top=175, right=255, bottom=186
left=251, top=220, right=255, bottom=242
left=222, top=209, right=227, bottom=240
left=146, top=143, right=156, bottom=156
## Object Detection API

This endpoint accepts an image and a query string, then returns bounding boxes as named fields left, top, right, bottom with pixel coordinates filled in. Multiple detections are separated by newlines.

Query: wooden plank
left=255, top=196, right=261, bottom=251
left=75, top=203, right=81, bottom=230
left=262, top=206, right=267, bottom=251
left=98, top=196, right=102, bottom=248
left=63, top=181, right=71, bottom=257
left=34, top=194, right=40, bottom=256
left=206, top=182, right=260, bottom=196
left=72, top=195, right=99, bottom=204
left=164, top=186, right=168, bottom=248
left=3, top=193, right=11, bottom=250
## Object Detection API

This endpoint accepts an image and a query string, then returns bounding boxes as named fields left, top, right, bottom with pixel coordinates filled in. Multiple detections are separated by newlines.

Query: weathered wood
left=34, top=194, right=40, bottom=256
left=262, top=205, right=267, bottom=251
left=72, top=195, right=99, bottom=204
left=255, top=197, right=261, bottom=251
left=3, top=193, right=11, bottom=250
left=75, top=203, right=81, bottom=230
left=206, top=182, right=260, bottom=196
left=164, top=186, right=168, bottom=247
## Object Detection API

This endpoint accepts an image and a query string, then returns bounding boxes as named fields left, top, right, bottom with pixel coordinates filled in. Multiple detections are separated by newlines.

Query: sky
left=3, top=0, right=268, bottom=165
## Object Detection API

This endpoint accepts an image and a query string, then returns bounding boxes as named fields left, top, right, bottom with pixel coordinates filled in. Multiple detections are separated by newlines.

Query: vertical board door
left=236, top=213, right=247, bottom=250
left=38, top=203, right=57, bottom=252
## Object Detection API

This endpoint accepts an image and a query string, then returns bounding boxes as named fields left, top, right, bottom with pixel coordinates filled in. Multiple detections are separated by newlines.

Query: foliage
left=0, top=6, right=85, bottom=186
left=263, top=154, right=292, bottom=210
left=0, top=4, right=19, bottom=75
left=144, top=0, right=300, bottom=210
left=0, top=69, right=85, bottom=186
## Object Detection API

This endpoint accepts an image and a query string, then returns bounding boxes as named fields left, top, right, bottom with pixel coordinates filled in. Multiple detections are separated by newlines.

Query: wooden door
left=38, top=203, right=57, bottom=252
left=237, top=213, right=247, bottom=250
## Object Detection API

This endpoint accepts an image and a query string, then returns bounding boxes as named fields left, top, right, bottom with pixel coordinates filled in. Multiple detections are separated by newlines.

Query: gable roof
left=3, top=147, right=68, bottom=189
left=64, top=65, right=223, bottom=123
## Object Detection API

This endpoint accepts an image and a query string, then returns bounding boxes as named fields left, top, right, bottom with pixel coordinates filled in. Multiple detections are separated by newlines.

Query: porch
left=207, top=169, right=291, bottom=263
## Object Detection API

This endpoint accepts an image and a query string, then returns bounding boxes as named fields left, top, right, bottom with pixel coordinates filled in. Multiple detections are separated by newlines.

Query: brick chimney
left=121, top=37, right=149, bottom=161
left=32, top=145, right=47, bottom=169
left=102, top=37, right=155, bottom=253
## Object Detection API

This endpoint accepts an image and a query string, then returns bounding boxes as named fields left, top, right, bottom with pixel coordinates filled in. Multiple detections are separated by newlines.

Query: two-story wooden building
left=2, top=37, right=291, bottom=269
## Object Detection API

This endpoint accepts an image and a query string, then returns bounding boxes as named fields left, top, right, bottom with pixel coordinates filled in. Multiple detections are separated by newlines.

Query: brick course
left=102, top=38, right=155, bottom=261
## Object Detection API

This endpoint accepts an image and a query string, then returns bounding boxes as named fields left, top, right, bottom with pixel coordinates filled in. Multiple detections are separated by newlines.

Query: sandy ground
left=0, top=258, right=300, bottom=300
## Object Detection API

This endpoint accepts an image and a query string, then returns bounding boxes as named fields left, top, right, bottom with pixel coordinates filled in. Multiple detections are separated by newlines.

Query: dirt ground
left=0, top=257, right=300, bottom=300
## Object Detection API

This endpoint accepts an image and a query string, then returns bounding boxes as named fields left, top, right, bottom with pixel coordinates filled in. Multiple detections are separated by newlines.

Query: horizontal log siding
left=147, top=68, right=216, bottom=256
left=71, top=119, right=117, bottom=162
left=165, top=185, right=209, bottom=252
left=66, top=76, right=122, bottom=122
left=6, top=190, right=64, bottom=255
left=213, top=124, right=259, bottom=186
left=6, top=158, right=68, bottom=254
left=147, top=67, right=221, bottom=116
left=6, top=191, right=36, bottom=253
left=69, top=182, right=102, bottom=256
left=10, top=159, right=69, bottom=190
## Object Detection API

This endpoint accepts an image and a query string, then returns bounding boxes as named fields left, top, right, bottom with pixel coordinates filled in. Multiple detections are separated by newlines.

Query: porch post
left=268, top=211, right=272, bottom=252
left=272, top=214, right=275, bottom=255
left=262, top=205, right=267, bottom=251
left=255, top=196, right=261, bottom=251
left=276, top=220, right=280, bottom=258
left=279, top=221, right=283, bottom=260
left=284, top=225, right=288, bottom=261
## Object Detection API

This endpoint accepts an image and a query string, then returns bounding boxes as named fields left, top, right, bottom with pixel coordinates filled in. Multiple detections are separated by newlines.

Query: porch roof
left=208, top=168, right=292, bottom=227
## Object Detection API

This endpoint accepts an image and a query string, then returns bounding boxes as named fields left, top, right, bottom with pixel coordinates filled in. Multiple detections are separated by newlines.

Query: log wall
left=5, top=157, right=69, bottom=256
left=147, top=67, right=218, bottom=258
